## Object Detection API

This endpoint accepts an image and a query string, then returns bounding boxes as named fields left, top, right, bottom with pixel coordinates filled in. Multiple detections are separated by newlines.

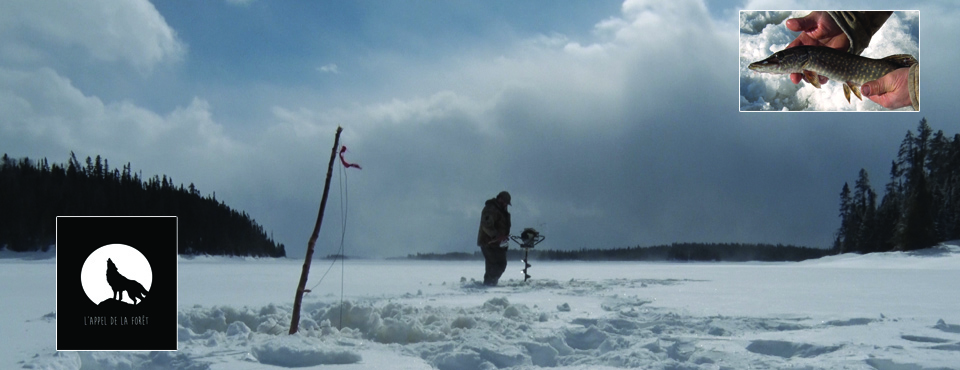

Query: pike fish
left=748, top=46, right=917, bottom=103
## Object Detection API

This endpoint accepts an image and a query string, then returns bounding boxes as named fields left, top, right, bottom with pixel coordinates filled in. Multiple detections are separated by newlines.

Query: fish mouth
left=748, top=62, right=776, bottom=71
left=748, top=55, right=780, bottom=71
left=748, top=58, right=782, bottom=73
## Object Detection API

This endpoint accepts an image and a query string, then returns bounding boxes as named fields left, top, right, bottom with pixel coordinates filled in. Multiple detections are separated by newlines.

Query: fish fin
left=882, top=54, right=918, bottom=68
left=842, top=84, right=852, bottom=103
left=846, top=82, right=863, bottom=101
left=803, top=70, right=821, bottom=88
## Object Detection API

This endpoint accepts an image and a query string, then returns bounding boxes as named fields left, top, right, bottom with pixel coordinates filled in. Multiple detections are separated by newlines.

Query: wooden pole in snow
left=289, top=126, right=342, bottom=335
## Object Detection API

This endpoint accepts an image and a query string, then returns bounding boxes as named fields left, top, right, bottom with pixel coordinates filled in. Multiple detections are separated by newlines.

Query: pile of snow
left=803, top=243, right=960, bottom=270
left=739, top=11, right=919, bottom=111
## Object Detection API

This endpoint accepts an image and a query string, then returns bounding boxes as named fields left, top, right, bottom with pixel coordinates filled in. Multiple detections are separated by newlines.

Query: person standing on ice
left=477, top=191, right=511, bottom=286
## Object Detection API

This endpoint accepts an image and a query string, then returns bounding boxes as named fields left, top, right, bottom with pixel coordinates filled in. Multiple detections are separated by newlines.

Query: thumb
left=861, top=77, right=892, bottom=97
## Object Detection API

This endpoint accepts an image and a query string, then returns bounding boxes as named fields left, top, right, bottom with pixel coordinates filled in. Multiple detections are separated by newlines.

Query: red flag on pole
left=339, top=146, right=361, bottom=170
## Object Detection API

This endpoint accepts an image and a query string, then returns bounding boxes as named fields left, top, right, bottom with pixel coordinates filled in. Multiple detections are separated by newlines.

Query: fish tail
left=882, top=54, right=918, bottom=68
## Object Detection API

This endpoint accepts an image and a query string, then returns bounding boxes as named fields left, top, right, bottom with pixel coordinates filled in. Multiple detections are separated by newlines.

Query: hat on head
left=497, top=191, right=511, bottom=205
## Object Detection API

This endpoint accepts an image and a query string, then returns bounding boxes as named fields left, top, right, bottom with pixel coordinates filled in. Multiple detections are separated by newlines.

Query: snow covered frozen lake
left=3, top=245, right=960, bottom=369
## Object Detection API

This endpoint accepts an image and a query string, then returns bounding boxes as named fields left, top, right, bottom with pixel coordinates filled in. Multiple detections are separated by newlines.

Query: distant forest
left=0, top=152, right=286, bottom=257
left=834, top=118, right=960, bottom=253
left=407, top=242, right=831, bottom=262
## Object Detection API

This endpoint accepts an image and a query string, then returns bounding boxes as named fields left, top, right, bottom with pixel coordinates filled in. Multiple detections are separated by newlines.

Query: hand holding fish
left=745, top=11, right=915, bottom=110
left=861, top=68, right=912, bottom=110
left=785, top=11, right=850, bottom=51
left=784, top=11, right=848, bottom=85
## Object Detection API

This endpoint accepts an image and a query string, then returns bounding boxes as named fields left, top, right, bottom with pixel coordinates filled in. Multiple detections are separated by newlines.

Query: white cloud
left=0, top=66, right=240, bottom=192
left=0, top=0, right=184, bottom=71
left=225, top=0, right=256, bottom=6
left=741, top=0, right=803, bottom=10
left=317, top=64, right=339, bottom=74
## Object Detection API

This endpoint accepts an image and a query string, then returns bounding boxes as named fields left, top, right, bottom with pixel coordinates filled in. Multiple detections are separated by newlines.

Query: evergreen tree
left=852, top=169, right=877, bottom=253
left=948, top=135, right=960, bottom=239
left=834, top=183, right=852, bottom=253
left=894, top=119, right=937, bottom=250
left=0, top=153, right=286, bottom=257
left=94, top=155, right=103, bottom=179
left=836, top=118, right=957, bottom=254
left=897, top=171, right=936, bottom=250
left=874, top=161, right=902, bottom=252
left=67, top=152, right=81, bottom=178
left=927, top=130, right=960, bottom=241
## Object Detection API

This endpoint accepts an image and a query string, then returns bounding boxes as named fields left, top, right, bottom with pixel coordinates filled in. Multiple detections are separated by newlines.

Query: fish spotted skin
left=748, top=46, right=917, bottom=103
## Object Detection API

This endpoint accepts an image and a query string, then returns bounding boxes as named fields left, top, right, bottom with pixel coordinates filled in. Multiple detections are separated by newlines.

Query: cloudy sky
left=2, top=0, right=957, bottom=258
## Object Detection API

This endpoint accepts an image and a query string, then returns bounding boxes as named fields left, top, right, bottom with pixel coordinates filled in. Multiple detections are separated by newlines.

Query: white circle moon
left=80, top=244, right=153, bottom=305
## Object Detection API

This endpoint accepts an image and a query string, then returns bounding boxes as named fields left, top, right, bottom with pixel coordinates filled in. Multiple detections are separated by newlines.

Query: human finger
left=785, top=12, right=819, bottom=33
left=861, top=68, right=911, bottom=109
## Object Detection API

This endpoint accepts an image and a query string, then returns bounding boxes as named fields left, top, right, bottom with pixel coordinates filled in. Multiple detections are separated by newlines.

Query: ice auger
left=509, top=228, right=544, bottom=281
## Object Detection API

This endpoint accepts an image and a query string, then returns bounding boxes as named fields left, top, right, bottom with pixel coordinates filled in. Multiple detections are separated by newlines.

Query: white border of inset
left=738, top=10, right=920, bottom=112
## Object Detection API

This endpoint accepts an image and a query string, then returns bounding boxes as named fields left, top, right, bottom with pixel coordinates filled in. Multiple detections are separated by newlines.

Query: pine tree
left=0, top=153, right=286, bottom=257
left=948, top=135, right=960, bottom=239
left=852, top=169, right=877, bottom=253
left=874, top=161, right=902, bottom=252
left=67, top=152, right=81, bottom=178
left=1, top=154, right=12, bottom=172
left=834, top=183, right=852, bottom=253
left=926, top=130, right=960, bottom=241
left=94, top=155, right=103, bottom=179
left=894, top=119, right=937, bottom=250
left=85, top=156, right=94, bottom=177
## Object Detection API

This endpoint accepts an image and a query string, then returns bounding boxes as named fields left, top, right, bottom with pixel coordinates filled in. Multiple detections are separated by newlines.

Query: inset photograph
left=739, top=11, right=919, bottom=112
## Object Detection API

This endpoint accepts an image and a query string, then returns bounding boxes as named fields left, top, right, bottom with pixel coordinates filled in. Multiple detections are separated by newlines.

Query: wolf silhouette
left=106, top=258, right=148, bottom=305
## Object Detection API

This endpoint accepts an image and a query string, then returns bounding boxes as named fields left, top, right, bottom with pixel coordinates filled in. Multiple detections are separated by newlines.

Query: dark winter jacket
left=477, top=198, right=511, bottom=247
left=825, top=11, right=892, bottom=56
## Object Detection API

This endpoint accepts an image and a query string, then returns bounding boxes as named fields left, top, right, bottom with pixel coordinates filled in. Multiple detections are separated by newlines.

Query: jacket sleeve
left=827, top=11, right=893, bottom=55
left=908, top=62, right=919, bottom=111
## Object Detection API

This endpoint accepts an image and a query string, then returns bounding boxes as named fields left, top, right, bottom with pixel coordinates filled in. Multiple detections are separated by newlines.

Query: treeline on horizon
left=834, top=118, right=960, bottom=254
left=407, top=242, right=830, bottom=262
left=0, top=152, right=286, bottom=257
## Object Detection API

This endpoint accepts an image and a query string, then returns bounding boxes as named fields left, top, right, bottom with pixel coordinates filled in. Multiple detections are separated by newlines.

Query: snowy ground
left=739, top=10, right=920, bottom=111
left=3, top=244, right=960, bottom=370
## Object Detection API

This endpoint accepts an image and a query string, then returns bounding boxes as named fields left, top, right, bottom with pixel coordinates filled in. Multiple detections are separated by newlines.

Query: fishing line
left=305, top=144, right=350, bottom=330
left=337, top=147, right=348, bottom=329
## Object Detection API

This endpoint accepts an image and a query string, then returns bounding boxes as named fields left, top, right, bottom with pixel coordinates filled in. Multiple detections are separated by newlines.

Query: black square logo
left=56, top=216, right=177, bottom=351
